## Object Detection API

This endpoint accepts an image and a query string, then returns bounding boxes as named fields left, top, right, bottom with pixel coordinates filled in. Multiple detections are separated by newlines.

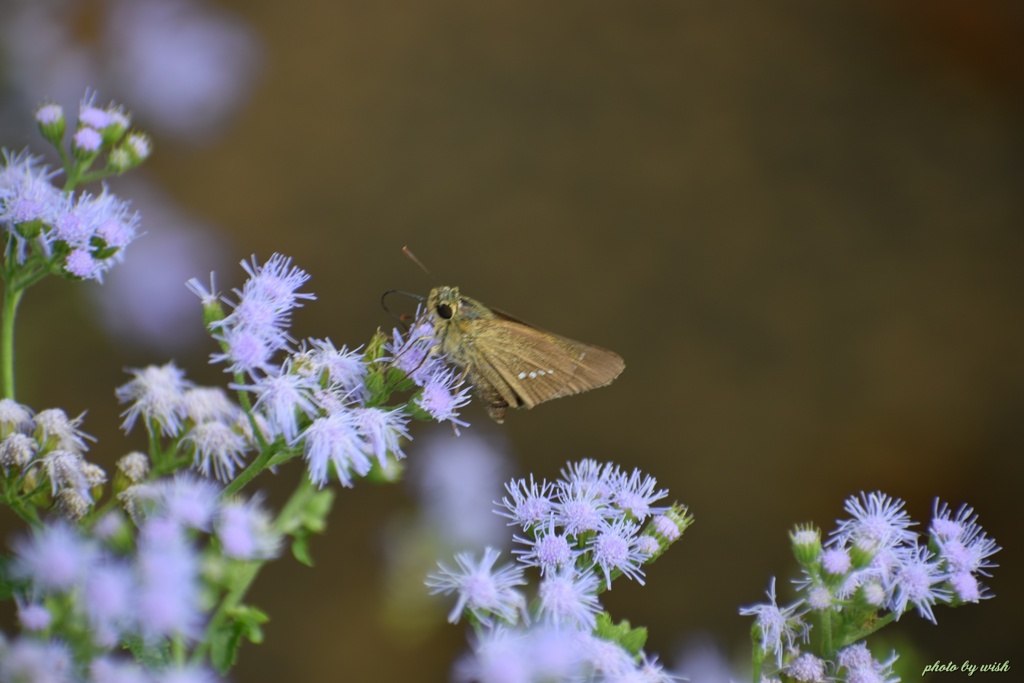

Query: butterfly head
left=427, top=285, right=462, bottom=322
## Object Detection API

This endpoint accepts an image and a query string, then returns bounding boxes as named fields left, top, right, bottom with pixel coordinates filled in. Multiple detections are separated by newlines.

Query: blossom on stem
left=216, top=496, right=281, bottom=560
left=302, top=411, right=371, bottom=487
left=830, top=491, right=917, bottom=555
left=11, top=522, right=97, bottom=593
left=181, top=421, right=248, bottom=482
left=536, top=566, right=601, bottom=630
left=738, top=577, right=808, bottom=667
left=235, top=364, right=319, bottom=444
left=426, top=547, right=526, bottom=626
left=116, top=363, right=192, bottom=437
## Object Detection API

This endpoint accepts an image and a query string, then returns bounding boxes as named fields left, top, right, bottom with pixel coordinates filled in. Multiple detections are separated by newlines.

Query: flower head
left=830, top=491, right=917, bottom=555
left=537, top=567, right=601, bottom=630
left=415, top=365, right=472, bottom=431
left=216, top=496, right=281, bottom=560
left=116, top=363, right=192, bottom=437
left=236, top=364, right=319, bottom=443
left=589, top=517, right=648, bottom=589
left=182, top=420, right=248, bottom=482
left=135, top=520, right=202, bottom=642
left=513, top=519, right=577, bottom=575
left=302, top=411, right=371, bottom=487
left=297, top=337, right=368, bottom=401
left=426, top=547, right=527, bottom=626
left=496, top=475, right=554, bottom=529
left=384, top=317, right=440, bottom=385
left=34, top=408, right=94, bottom=454
left=11, top=522, right=97, bottom=593
left=885, top=544, right=949, bottom=623
left=738, top=578, right=808, bottom=667
left=352, top=406, right=410, bottom=468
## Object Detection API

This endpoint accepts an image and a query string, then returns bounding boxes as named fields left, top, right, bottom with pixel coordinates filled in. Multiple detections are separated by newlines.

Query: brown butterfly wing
left=469, top=315, right=625, bottom=421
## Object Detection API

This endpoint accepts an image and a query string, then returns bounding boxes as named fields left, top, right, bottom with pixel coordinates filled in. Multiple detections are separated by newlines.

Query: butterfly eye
left=436, top=303, right=453, bottom=319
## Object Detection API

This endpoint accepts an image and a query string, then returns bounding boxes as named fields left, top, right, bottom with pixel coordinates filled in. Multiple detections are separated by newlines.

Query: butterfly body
left=425, top=285, right=625, bottom=423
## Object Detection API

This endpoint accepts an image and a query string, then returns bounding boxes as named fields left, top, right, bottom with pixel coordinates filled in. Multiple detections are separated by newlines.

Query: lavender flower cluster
left=0, top=92, right=479, bottom=680
left=0, top=94, right=147, bottom=284
left=427, top=459, right=693, bottom=682
left=0, top=92, right=1004, bottom=683
left=740, top=491, right=1000, bottom=683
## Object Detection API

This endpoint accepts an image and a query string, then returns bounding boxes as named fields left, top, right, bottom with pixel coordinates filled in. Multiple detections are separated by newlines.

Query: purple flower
left=0, top=397, right=34, bottom=433
left=89, top=658, right=150, bottom=683
left=738, top=578, right=808, bottom=667
left=104, top=0, right=262, bottom=141
left=16, top=601, right=52, bottom=631
left=821, top=547, right=852, bottom=575
left=0, top=150, right=62, bottom=238
left=426, top=547, right=527, bottom=626
left=34, top=408, right=94, bottom=453
left=206, top=254, right=315, bottom=375
left=496, top=475, right=554, bottom=529
left=836, top=643, right=900, bottom=683
left=589, top=517, right=647, bottom=589
left=236, top=365, right=319, bottom=444
left=786, top=653, right=827, bottom=683
left=216, top=496, right=281, bottom=560
left=116, top=362, right=192, bottom=437
left=830, top=491, right=917, bottom=555
left=182, top=421, right=248, bottom=482
left=0, top=638, right=74, bottom=683
left=411, top=430, right=512, bottom=549
left=514, top=519, right=577, bottom=575
left=136, top=519, right=203, bottom=641
left=885, top=544, right=949, bottom=623
left=35, top=103, right=64, bottom=126
left=73, top=127, right=103, bottom=153
left=302, top=411, right=371, bottom=487
left=11, top=522, right=97, bottom=593
left=455, top=626, right=589, bottom=683
left=384, top=318, right=440, bottom=385
left=147, top=474, right=220, bottom=531
left=181, top=386, right=240, bottom=424
left=612, top=468, right=669, bottom=520
left=537, top=567, right=601, bottom=630
left=83, top=559, right=137, bottom=646
left=298, top=337, right=368, bottom=401
left=352, top=406, right=410, bottom=468
left=931, top=500, right=1000, bottom=578
left=415, top=365, right=472, bottom=431
left=554, top=480, right=615, bottom=535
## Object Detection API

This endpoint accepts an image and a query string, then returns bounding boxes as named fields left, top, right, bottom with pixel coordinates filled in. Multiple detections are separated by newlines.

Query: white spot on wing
left=517, top=371, right=527, bottom=379
left=529, top=371, right=537, bottom=379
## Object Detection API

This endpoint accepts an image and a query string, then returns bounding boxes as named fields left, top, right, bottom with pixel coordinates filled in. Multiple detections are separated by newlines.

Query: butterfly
left=422, top=285, right=625, bottom=423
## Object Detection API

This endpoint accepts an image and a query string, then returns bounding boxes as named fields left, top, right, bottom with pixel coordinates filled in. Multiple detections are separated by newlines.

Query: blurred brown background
left=3, top=0, right=1023, bottom=680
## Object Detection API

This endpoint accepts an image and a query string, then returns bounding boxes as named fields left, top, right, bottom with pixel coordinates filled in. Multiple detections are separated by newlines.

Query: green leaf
left=123, top=635, right=172, bottom=667
left=594, top=612, right=648, bottom=657
left=210, top=626, right=238, bottom=674
left=211, top=606, right=271, bottom=674
left=300, top=488, right=335, bottom=533
left=292, top=532, right=315, bottom=567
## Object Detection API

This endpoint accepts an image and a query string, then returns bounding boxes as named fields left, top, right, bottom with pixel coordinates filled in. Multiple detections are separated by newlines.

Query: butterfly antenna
left=381, top=289, right=425, bottom=329
left=402, top=246, right=434, bottom=278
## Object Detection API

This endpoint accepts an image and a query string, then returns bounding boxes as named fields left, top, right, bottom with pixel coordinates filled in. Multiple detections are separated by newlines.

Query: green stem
left=839, top=610, right=897, bottom=648
left=2, top=285, right=24, bottom=399
left=222, top=446, right=276, bottom=498
left=818, top=606, right=834, bottom=655
left=1, top=476, right=41, bottom=526
left=189, top=476, right=318, bottom=667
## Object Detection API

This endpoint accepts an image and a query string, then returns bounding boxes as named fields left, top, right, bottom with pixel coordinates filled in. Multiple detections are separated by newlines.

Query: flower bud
left=35, top=103, right=65, bottom=146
